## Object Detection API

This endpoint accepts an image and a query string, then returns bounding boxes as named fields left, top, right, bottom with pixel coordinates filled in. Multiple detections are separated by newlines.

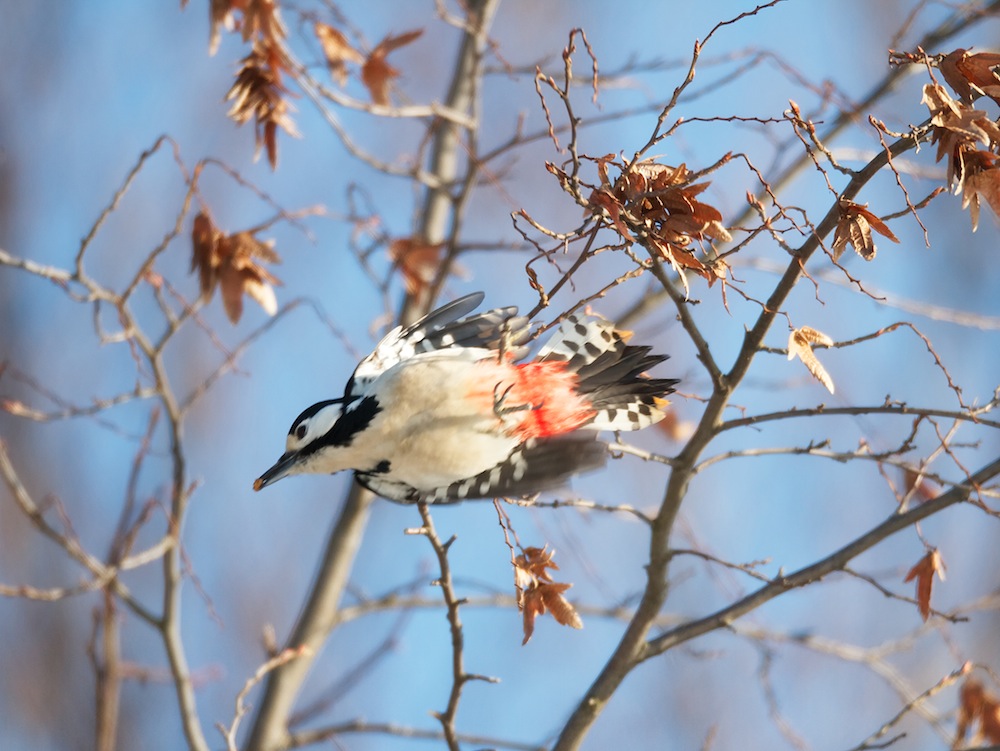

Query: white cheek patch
left=286, top=404, right=345, bottom=452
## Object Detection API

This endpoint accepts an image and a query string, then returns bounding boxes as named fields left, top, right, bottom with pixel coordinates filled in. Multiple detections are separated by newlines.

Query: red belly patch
left=469, top=359, right=596, bottom=440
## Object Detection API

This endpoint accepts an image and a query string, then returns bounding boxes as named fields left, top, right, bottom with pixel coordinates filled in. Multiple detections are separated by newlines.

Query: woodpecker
left=253, top=292, right=678, bottom=503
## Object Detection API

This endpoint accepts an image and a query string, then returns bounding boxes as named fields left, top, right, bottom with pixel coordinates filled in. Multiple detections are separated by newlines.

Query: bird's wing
left=344, top=292, right=529, bottom=399
left=355, top=434, right=607, bottom=503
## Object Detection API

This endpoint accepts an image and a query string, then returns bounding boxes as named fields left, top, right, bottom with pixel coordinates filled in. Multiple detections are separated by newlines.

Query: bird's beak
left=253, top=451, right=299, bottom=491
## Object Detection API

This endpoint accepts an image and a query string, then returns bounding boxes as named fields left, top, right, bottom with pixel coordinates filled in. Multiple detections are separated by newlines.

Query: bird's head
left=253, top=399, right=346, bottom=491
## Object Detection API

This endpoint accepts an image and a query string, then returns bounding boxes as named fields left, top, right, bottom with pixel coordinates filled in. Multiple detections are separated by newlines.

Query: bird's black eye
left=295, top=423, right=307, bottom=440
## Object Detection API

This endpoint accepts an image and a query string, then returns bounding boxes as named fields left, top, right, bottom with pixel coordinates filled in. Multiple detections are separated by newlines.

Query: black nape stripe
left=288, top=398, right=344, bottom=436
left=302, top=395, right=382, bottom=455
left=343, top=374, right=357, bottom=399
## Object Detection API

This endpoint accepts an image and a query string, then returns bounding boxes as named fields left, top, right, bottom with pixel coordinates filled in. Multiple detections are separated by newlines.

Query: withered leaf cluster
left=923, top=80, right=1000, bottom=230
left=315, top=22, right=364, bottom=88
left=514, top=546, right=582, bottom=645
left=188, top=0, right=298, bottom=168
left=954, top=678, right=1000, bottom=749
left=226, top=40, right=300, bottom=169
left=584, top=157, right=731, bottom=286
left=191, top=211, right=282, bottom=324
left=787, top=326, right=835, bottom=394
left=903, top=548, right=945, bottom=622
left=939, top=48, right=1000, bottom=105
left=197, top=0, right=286, bottom=57
left=831, top=199, right=899, bottom=261
left=315, top=24, right=423, bottom=106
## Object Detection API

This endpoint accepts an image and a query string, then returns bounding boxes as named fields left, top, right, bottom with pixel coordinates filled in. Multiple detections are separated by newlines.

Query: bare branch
left=217, top=647, right=311, bottom=751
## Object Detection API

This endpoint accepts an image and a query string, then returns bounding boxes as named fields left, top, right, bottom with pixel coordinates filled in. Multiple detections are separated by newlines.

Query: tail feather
left=575, top=346, right=665, bottom=391
left=537, top=315, right=621, bottom=370
left=535, top=312, right=677, bottom=433
left=586, top=395, right=668, bottom=431
left=587, top=377, right=678, bottom=407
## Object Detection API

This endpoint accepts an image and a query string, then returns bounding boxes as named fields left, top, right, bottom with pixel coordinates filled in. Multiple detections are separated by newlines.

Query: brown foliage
left=191, top=211, right=282, bottom=324
left=923, top=82, right=1000, bottom=229
left=959, top=149, right=1000, bottom=231
left=787, top=326, right=835, bottom=394
left=315, top=22, right=364, bottom=87
left=201, top=0, right=285, bottom=56
left=225, top=40, right=300, bottom=169
left=514, top=547, right=582, bottom=645
left=954, top=678, right=1000, bottom=749
left=586, top=157, right=731, bottom=285
left=360, top=30, right=423, bottom=105
left=238, top=0, right=286, bottom=45
left=903, top=548, right=945, bottom=622
left=831, top=199, right=899, bottom=261
left=940, top=48, right=1000, bottom=105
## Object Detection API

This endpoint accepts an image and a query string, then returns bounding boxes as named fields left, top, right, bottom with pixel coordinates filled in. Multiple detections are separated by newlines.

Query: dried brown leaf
left=515, top=546, right=559, bottom=583
left=651, top=238, right=712, bottom=278
left=941, top=48, right=1000, bottom=104
left=960, top=149, right=1000, bottom=231
left=787, top=326, right=835, bottom=394
left=225, top=40, right=300, bottom=169
left=954, top=677, right=1000, bottom=748
left=611, top=160, right=733, bottom=249
left=569, top=156, right=731, bottom=291
left=360, top=29, right=423, bottom=105
left=229, top=230, right=282, bottom=268
left=208, top=0, right=241, bottom=56
left=514, top=547, right=581, bottom=644
left=388, top=238, right=443, bottom=296
left=520, top=587, right=545, bottom=645
left=923, top=82, right=966, bottom=127
left=315, top=22, right=363, bottom=87
left=595, top=153, right=616, bottom=187
left=903, top=548, right=946, bottom=621
left=218, top=254, right=249, bottom=323
left=191, top=211, right=222, bottom=298
left=831, top=200, right=899, bottom=261
left=538, top=582, right=582, bottom=629
left=587, top=189, right=635, bottom=241
left=864, top=209, right=900, bottom=242
left=923, top=84, right=1000, bottom=190
left=240, top=0, right=286, bottom=45
left=360, top=57, right=397, bottom=106
left=190, top=217, right=282, bottom=324
left=242, top=277, right=278, bottom=316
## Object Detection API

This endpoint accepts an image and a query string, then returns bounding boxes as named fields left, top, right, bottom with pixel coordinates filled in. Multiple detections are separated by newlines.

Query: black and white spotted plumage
left=538, top=314, right=676, bottom=432
left=356, top=434, right=608, bottom=503
left=253, top=293, right=677, bottom=503
left=344, top=292, right=529, bottom=400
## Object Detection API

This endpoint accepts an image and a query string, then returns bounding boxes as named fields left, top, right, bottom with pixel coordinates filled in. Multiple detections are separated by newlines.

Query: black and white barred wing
left=344, top=292, right=529, bottom=399
left=537, top=313, right=679, bottom=432
left=356, top=433, right=607, bottom=503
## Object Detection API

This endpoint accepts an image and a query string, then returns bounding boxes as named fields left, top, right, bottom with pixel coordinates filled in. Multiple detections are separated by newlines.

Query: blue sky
left=2, top=2, right=1000, bottom=750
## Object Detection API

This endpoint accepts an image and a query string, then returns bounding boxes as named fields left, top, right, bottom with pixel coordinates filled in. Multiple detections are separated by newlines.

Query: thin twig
left=412, top=502, right=500, bottom=750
